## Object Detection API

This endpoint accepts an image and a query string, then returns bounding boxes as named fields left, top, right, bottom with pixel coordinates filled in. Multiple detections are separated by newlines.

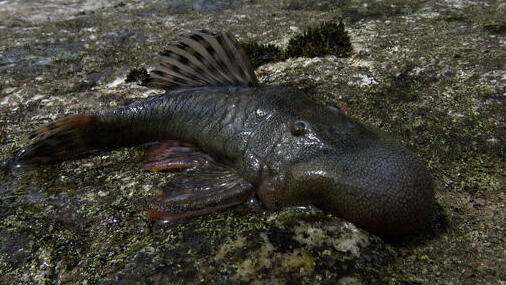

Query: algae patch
left=240, top=41, right=283, bottom=69
left=125, top=67, right=149, bottom=85
left=284, top=20, right=353, bottom=59
left=245, top=20, right=353, bottom=67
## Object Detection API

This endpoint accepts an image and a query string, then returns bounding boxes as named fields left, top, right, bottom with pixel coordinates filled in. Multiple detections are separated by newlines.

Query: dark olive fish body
left=3, top=31, right=433, bottom=236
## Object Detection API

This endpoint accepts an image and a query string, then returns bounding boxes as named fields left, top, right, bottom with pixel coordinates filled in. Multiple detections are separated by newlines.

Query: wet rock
left=0, top=0, right=504, bottom=284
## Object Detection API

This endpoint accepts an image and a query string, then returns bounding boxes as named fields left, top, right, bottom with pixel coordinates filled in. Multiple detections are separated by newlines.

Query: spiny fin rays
left=142, top=141, right=254, bottom=221
left=145, top=30, right=259, bottom=90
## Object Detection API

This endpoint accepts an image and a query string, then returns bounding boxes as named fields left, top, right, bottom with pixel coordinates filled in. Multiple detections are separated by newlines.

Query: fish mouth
left=287, top=142, right=434, bottom=236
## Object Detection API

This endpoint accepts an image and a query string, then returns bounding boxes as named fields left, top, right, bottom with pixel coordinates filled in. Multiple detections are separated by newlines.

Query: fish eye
left=291, top=120, right=307, bottom=136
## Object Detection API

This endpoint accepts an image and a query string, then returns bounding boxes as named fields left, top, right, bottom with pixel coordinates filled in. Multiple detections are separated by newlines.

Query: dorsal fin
left=145, top=30, right=259, bottom=90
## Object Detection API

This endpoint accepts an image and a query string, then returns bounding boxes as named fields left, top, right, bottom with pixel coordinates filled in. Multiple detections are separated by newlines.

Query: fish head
left=269, top=104, right=434, bottom=236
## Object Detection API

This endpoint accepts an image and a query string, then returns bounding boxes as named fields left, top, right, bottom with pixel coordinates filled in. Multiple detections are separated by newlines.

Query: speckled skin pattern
left=84, top=85, right=433, bottom=236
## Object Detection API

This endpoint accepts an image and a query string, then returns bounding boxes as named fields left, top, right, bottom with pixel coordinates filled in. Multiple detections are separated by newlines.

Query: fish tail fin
left=8, top=114, right=100, bottom=168
left=143, top=30, right=259, bottom=90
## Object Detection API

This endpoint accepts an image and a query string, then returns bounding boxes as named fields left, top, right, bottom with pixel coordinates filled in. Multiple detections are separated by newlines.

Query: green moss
left=239, top=20, right=353, bottom=70
left=284, top=20, right=352, bottom=59
left=125, top=67, right=149, bottom=84
left=240, top=41, right=283, bottom=69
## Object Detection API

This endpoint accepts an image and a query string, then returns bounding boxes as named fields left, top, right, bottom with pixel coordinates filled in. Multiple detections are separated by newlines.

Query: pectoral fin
left=147, top=165, right=254, bottom=220
left=142, top=141, right=213, bottom=172
left=142, top=141, right=253, bottom=220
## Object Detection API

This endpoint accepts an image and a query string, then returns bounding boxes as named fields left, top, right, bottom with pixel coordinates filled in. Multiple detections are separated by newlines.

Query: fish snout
left=330, top=143, right=434, bottom=236
left=288, top=143, right=434, bottom=236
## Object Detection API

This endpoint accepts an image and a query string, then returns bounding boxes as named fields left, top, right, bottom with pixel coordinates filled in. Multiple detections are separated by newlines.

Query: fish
left=1, top=30, right=433, bottom=236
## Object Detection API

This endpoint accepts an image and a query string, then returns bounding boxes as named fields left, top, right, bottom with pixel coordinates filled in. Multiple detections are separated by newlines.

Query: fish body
left=3, top=31, right=433, bottom=236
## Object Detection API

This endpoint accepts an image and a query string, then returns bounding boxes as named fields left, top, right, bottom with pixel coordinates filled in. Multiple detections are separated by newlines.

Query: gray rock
left=0, top=0, right=504, bottom=283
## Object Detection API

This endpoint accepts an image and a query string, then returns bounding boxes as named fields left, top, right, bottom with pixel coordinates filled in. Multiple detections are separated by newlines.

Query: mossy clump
left=284, top=20, right=352, bottom=59
left=240, top=20, right=353, bottom=69
left=125, top=67, right=149, bottom=84
left=240, top=42, right=283, bottom=69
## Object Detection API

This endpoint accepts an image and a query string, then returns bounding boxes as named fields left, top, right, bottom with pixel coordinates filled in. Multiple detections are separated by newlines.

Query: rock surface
left=0, top=0, right=504, bottom=284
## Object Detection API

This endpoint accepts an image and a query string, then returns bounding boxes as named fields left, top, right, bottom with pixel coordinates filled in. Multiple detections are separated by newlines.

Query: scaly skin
left=8, top=86, right=433, bottom=236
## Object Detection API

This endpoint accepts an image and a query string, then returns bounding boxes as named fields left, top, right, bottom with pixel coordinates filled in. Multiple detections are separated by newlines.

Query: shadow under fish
left=2, top=30, right=433, bottom=236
